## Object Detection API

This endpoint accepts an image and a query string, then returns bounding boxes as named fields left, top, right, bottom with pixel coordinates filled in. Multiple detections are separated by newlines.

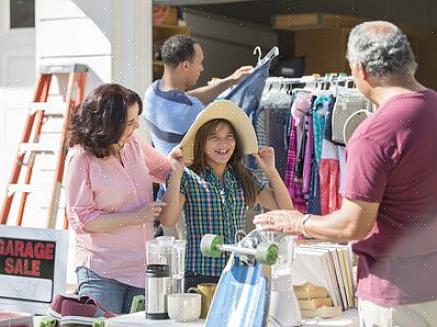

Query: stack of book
left=292, top=244, right=356, bottom=311
left=294, top=283, right=342, bottom=318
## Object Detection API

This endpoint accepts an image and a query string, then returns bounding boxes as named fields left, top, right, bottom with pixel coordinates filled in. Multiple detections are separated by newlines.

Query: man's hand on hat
left=229, top=65, right=254, bottom=84
left=253, top=146, right=276, bottom=175
left=168, top=147, right=186, bottom=173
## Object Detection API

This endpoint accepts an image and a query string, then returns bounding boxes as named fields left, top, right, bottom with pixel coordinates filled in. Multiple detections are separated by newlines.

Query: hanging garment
left=257, top=82, right=293, bottom=179
left=308, top=160, right=321, bottom=215
left=302, top=110, right=315, bottom=194
left=253, top=107, right=270, bottom=186
left=220, top=60, right=271, bottom=118
left=291, top=90, right=313, bottom=155
left=312, top=95, right=331, bottom=164
left=268, top=108, right=291, bottom=179
left=292, top=91, right=313, bottom=179
left=331, top=89, right=372, bottom=145
left=284, top=118, right=307, bottom=213
left=343, top=109, right=371, bottom=144
left=294, top=121, right=307, bottom=179
left=319, top=139, right=342, bottom=215
left=323, top=94, right=336, bottom=141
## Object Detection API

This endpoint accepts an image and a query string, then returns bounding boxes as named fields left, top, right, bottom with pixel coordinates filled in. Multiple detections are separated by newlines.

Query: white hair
left=346, top=21, right=417, bottom=80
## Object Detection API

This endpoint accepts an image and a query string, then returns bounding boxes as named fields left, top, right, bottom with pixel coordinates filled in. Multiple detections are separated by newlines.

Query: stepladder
left=0, top=64, right=88, bottom=230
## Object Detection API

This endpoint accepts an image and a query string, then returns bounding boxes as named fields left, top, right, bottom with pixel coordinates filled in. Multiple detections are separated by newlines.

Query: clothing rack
left=254, top=72, right=375, bottom=215
left=265, top=75, right=355, bottom=88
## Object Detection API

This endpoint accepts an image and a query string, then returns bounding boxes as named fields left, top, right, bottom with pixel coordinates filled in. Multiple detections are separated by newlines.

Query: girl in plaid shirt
left=160, top=101, right=293, bottom=290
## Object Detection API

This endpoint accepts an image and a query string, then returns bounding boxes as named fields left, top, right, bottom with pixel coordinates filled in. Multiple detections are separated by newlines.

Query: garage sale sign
left=0, top=226, right=68, bottom=314
left=0, top=238, right=55, bottom=279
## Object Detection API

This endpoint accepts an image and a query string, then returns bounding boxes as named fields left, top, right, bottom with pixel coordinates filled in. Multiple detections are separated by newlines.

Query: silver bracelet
left=301, top=213, right=313, bottom=238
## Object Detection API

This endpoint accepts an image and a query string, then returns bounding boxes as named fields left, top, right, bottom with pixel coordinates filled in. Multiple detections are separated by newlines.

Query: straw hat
left=179, top=100, right=258, bottom=161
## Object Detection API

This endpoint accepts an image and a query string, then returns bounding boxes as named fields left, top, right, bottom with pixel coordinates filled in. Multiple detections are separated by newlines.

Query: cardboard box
left=273, top=13, right=364, bottom=31
left=162, top=8, right=178, bottom=25
left=275, top=13, right=437, bottom=87
left=294, top=27, right=351, bottom=75
left=154, top=24, right=190, bottom=42
left=414, top=35, right=437, bottom=90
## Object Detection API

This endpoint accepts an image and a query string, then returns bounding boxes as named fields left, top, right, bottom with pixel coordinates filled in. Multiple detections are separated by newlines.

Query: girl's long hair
left=191, top=119, right=257, bottom=208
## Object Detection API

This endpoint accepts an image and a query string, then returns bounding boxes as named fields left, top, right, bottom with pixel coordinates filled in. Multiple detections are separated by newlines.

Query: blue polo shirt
left=143, top=80, right=205, bottom=155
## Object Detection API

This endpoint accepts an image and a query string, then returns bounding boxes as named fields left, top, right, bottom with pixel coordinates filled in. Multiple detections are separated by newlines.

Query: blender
left=146, top=236, right=186, bottom=293
left=268, top=234, right=302, bottom=327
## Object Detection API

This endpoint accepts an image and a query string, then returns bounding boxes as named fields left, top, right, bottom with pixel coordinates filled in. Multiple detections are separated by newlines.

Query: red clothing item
left=319, top=159, right=341, bottom=215
left=319, top=139, right=342, bottom=215
left=345, top=89, right=437, bottom=306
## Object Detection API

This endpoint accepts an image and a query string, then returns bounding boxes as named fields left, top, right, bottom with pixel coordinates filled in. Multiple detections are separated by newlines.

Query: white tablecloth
left=105, top=309, right=359, bottom=327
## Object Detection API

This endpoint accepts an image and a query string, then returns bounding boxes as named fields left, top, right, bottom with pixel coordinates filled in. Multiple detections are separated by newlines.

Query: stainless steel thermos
left=146, top=264, right=171, bottom=319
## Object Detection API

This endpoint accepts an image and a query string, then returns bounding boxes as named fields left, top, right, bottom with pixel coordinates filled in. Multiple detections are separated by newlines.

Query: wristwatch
left=301, top=213, right=313, bottom=238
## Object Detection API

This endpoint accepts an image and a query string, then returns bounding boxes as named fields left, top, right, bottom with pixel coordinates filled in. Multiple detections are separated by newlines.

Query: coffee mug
left=188, top=283, right=217, bottom=319
left=167, top=293, right=201, bottom=322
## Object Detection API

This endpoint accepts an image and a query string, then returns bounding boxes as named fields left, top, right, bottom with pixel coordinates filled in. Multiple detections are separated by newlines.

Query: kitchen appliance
left=268, top=235, right=302, bottom=327
left=146, top=236, right=186, bottom=293
left=145, top=264, right=171, bottom=319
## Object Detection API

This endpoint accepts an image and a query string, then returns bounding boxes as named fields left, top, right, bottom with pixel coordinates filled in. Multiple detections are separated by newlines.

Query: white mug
left=167, top=293, right=201, bottom=322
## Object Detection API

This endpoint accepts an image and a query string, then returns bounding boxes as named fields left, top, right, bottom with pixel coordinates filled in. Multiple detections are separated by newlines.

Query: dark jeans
left=184, top=271, right=220, bottom=292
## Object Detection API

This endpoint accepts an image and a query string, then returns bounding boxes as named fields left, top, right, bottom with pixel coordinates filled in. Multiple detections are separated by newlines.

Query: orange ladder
left=0, top=64, right=88, bottom=229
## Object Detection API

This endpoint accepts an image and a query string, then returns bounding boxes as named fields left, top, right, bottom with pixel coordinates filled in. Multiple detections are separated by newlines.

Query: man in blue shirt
left=144, top=34, right=252, bottom=155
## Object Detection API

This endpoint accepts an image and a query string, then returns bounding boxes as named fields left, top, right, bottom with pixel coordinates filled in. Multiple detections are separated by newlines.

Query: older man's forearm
left=304, top=210, right=360, bottom=242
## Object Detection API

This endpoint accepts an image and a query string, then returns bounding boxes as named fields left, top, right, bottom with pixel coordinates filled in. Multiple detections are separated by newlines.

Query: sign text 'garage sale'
left=0, top=237, right=56, bottom=279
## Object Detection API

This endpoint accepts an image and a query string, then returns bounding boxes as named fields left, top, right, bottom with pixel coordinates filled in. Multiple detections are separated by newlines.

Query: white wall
left=34, top=0, right=153, bottom=287
left=0, top=0, right=36, bottom=218
left=36, top=0, right=152, bottom=95
left=1, top=0, right=152, bottom=229
left=0, top=0, right=153, bottom=290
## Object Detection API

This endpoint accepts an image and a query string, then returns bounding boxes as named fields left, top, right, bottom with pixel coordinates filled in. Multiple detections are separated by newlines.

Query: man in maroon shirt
left=255, top=21, right=437, bottom=326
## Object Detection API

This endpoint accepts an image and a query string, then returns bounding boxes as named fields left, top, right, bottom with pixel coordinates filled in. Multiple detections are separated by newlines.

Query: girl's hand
left=168, top=147, right=185, bottom=172
left=254, top=146, right=276, bottom=174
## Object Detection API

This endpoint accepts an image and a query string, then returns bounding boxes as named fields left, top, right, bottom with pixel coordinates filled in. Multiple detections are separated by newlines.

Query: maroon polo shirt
left=345, top=89, right=437, bottom=306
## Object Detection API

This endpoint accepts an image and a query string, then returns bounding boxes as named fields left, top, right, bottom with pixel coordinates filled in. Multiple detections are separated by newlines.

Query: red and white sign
left=0, top=226, right=69, bottom=314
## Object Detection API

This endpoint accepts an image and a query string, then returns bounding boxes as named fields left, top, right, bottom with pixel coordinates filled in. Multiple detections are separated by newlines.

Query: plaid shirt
left=179, top=166, right=265, bottom=276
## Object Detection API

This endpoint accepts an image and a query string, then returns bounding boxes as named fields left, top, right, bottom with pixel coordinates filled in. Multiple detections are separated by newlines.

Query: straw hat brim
left=179, top=100, right=258, bottom=161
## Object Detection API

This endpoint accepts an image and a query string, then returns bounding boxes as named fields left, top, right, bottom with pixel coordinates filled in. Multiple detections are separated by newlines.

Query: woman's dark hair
left=191, top=119, right=257, bottom=208
left=69, top=83, right=142, bottom=158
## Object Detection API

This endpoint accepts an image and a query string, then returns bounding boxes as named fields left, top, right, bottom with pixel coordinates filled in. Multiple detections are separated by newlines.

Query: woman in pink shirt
left=65, top=84, right=171, bottom=314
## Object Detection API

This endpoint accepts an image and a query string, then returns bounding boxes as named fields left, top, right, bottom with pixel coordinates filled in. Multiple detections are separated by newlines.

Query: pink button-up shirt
left=65, top=133, right=170, bottom=288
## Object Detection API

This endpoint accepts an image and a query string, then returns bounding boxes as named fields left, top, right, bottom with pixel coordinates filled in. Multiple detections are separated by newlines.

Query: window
left=10, top=0, right=35, bottom=29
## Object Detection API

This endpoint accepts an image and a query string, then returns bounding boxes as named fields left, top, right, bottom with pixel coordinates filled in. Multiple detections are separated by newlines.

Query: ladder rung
left=40, top=64, right=89, bottom=74
left=19, top=143, right=58, bottom=154
left=30, top=102, right=68, bottom=116
left=8, top=184, right=52, bottom=194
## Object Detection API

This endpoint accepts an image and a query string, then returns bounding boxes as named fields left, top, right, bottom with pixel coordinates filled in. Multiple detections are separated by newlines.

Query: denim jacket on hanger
left=218, top=59, right=271, bottom=118
left=217, top=60, right=271, bottom=169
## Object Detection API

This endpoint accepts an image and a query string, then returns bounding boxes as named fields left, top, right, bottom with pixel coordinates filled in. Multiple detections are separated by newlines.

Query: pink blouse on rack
left=65, top=133, right=171, bottom=288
